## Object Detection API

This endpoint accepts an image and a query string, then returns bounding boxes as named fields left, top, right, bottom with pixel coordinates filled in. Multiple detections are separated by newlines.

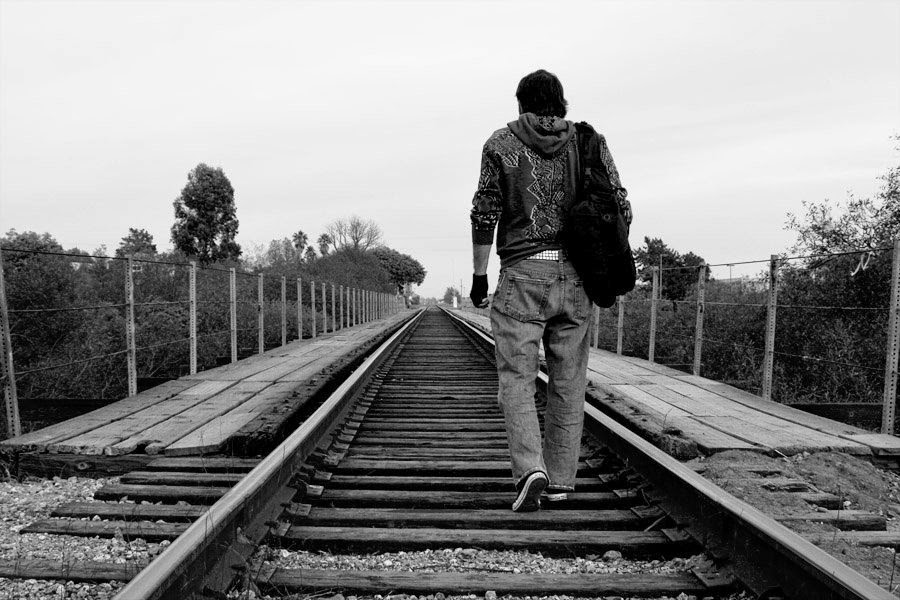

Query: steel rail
left=439, top=306, right=894, bottom=600
left=114, top=308, right=424, bottom=600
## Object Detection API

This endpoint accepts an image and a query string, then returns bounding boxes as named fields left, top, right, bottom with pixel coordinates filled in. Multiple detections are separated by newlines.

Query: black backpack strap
left=573, top=122, right=594, bottom=201
left=574, top=122, right=593, bottom=166
left=574, top=122, right=616, bottom=199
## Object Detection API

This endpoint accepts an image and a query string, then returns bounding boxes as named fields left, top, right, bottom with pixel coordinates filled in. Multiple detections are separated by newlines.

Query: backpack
left=560, top=122, right=637, bottom=308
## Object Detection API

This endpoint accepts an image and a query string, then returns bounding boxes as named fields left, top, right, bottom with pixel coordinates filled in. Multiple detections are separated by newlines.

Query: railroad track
left=2, top=306, right=894, bottom=599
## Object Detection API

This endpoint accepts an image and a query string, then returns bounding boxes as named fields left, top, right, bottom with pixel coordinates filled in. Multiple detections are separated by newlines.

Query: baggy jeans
left=489, top=258, right=592, bottom=491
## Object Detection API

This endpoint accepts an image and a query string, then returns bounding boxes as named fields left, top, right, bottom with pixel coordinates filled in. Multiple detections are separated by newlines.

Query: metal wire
left=1, top=246, right=252, bottom=279
left=637, top=245, right=893, bottom=274
left=196, top=330, right=231, bottom=341
left=134, top=338, right=190, bottom=352
left=655, top=264, right=706, bottom=273
left=0, top=246, right=126, bottom=261
left=702, top=245, right=894, bottom=270
left=705, top=301, right=767, bottom=308
left=777, top=303, right=888, bottom=311
left=9, top=303, right=126, bottom=314
left=16, top=350, right=128, bottom=375
left=130, top=257, right=190, bottom=267
left=772, top=350, right=883, bottom=372
left=134, top=300, right=188, bottom=307
left=699, top=336, right=765, bottom=353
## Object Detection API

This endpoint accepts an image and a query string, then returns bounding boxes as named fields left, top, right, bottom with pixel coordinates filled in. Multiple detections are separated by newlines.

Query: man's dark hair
left=516, top=69, right=568, bottom=118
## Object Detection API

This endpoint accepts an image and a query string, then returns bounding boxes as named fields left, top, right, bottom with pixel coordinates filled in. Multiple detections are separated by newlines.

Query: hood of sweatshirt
left=508, top=113, right=575, bottom=158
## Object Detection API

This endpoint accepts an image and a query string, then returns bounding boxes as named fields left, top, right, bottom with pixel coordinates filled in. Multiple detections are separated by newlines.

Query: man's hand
left=470, top=274, right=489, bottom=308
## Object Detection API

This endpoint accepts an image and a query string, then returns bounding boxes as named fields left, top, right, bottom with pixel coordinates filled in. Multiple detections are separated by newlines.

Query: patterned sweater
left=471, top=114, right=629, bottom=269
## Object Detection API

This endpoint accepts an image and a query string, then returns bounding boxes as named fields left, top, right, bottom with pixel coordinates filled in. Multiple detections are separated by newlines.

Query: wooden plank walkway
left=448, top=309, right=900, bottom=460
left=0, top=311, right=415, bottom=460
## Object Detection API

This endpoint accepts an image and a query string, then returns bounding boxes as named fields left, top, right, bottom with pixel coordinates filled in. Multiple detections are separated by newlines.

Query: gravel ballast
left=0, top=475, right=168, bottom=600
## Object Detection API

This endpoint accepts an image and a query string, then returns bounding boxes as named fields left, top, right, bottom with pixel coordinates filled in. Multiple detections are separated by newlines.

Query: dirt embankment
left=691, top=450, right=900, bottom=596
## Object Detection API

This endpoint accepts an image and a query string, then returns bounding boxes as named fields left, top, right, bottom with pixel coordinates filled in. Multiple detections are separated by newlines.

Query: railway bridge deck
left=451, top=309, right=900, bottom=463
left=3, top=305, right=900, bottom=478
left=0, top=310, right=415, bottom=475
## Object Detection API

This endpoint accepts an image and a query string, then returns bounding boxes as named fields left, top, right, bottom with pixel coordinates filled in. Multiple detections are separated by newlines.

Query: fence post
left=881, top=239, right=900, bottom=434
left=296, top=277, right=302, bottom=340
left=230, top=268, right=237, bottom=363
left=592, top=305, right=600, bottom=348
left=616, top=296, right=625, bottom=355
left=761, top=255, right=779, bottom=401
left=340, top=285, right=344, bottom=329
left=353, top=288, right=358, bottom=325
left=0, top=249, right=20, bottom=439
left=332, top=283, right=337, bottom=331
left=125, top=257, right=137, bottom=396
left=693, top=263, right=707, bottom=377
left=648, top=267, right=659, bottom=363
left=189, top=261, right=197, bottom=375
left=310, top=281, right=317, bottom=338
left=279, top=276, right=285, bottom=346
left=257, top=272, right=264, bottom=355
left=321, top=282, right=327, bottom=333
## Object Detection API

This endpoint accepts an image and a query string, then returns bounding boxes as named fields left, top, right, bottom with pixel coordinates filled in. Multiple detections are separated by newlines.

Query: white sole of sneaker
left=512, top=471, right=548, bottom=512
left=542, top=492, right=568, bottom=502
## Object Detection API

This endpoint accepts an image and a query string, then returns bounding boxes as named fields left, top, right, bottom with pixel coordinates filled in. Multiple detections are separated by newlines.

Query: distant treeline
left=1, top=224, right=424, bottom=404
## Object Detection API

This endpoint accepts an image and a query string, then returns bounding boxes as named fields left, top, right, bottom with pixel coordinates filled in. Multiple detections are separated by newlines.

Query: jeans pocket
left=572, top=279, right=590, bottom=322
left=496, top=271, right=552, bottom=321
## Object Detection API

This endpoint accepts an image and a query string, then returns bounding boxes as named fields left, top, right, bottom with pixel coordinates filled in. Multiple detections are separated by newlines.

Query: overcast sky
left=1, top=0, right=898, bottom=297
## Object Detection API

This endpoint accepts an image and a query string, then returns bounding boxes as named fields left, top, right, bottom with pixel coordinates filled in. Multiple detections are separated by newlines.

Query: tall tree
left=171, top=163, right=241, bottom=264
left=786, top=138, right=899, bottom=255
left=633, top=237, right=706, bottom=301
left=265, top=237, right=301, bottom=266
left=370, top=247, right=426, bottom=294
left=317, top=233, right=333, bottom=256
left=304, top=246, right=317, bottom=262
left=292, top=230, right=308, bottom=252
left=325, top=216, right=383, bottom=252
left=115, top=228, right=157, bottom=258
left=443, top=286, right=460, bottom=304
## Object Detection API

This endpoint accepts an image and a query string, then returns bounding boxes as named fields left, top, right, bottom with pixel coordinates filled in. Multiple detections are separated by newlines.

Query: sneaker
left=512, top=471, right=548, bottom=512
left=542, top=490, right=569, bottom=503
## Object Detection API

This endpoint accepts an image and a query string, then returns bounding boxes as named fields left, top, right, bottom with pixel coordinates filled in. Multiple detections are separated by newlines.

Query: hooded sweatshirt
left=470, top=113, right=579, bottom=269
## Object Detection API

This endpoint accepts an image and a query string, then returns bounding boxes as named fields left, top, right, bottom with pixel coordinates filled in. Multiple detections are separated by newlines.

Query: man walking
left=469, top=69, right=630, bottom=512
